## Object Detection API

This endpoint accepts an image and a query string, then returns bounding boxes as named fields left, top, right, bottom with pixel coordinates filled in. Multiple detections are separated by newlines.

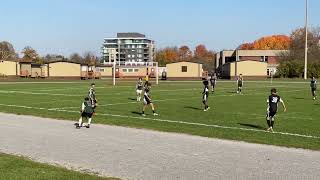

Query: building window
left=181, top=66, right=188, bottom=72
left=123, top=69, right=128, bottom=73
left=134, top=69, right=139, bottom=72
left=128, top=69, right=133, bottom=72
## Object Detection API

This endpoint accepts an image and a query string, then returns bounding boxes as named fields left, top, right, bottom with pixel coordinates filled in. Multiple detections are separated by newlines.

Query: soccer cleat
left=86, top=124, right=90, bottom=128
left=153, top=113, right=159, bottom=116
left=76, top=125, right=81, bottom=129
left=313, top=97, right=316, bottom=100
left=266, top=127, right=271, bottom=132
left=204, top=109, right=207, bottom=112
left=207, top=107, right=210, bottom=110
left=142, top=114, right=146, bottom=117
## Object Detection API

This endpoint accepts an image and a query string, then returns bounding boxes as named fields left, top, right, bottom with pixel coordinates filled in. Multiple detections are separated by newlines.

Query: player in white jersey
left=136, top=77, right=144, bottom=101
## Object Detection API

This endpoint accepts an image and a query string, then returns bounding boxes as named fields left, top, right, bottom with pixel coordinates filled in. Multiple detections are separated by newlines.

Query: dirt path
left=0, top=113, right=319, bottom=180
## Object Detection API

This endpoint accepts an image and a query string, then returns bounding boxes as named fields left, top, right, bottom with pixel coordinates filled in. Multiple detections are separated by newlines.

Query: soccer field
left=0, top=79, right=319, bottom=150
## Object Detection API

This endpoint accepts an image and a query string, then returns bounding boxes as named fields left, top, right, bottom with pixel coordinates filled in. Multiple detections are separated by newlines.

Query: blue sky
left=0, top=0, right=319, bottom=56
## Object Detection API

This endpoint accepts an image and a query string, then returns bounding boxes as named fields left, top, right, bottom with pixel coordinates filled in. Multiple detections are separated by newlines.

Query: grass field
left=0, top=153, right=118, bottom=180
left=0, top=79, right=319, bottom=150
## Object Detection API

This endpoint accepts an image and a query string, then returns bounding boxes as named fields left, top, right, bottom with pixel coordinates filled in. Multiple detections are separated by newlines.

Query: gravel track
left=0, top=112, right=319, bottom=180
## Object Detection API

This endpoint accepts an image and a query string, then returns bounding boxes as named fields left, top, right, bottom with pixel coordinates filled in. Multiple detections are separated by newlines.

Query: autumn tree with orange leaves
left=240, top=35, right=291, bottom=50
left=155, top=44, right=215, bottom=71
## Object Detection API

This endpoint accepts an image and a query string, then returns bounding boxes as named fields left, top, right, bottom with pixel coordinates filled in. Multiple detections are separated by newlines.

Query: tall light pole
left=304, top=0, right=308, bottom=80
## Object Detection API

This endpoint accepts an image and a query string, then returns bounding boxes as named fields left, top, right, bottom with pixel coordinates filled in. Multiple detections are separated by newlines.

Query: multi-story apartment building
left=102, top=33, right=155, bottom=65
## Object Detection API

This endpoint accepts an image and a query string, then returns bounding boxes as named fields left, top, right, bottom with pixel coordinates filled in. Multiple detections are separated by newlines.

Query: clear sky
left=0, top=0, right=319, bottom=56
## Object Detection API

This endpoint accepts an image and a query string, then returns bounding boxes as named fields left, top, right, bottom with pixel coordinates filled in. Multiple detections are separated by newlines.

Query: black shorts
left=311, top=88, right=317, bottom=92
left=81, top=112, right=93, bottom=118
left=267, top=111, right=277, bottom=118
left=144, top=98, right=152, bottom=105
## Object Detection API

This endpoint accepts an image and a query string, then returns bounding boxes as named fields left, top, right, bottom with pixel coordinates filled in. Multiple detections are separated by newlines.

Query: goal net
left=103, top=61, right=159, bottom=86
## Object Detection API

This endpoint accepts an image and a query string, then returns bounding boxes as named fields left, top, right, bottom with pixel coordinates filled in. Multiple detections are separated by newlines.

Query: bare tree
left=0, top=41, right=16, bottom=60
left=69, top=53, right=83, bottom=63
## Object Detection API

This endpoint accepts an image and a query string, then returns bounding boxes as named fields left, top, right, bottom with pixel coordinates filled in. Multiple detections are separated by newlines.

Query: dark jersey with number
left=267, top=94, right=283, bottom=113
left=237, top=78, right=243, bottom=87
left=311, top=80, right=317, bottom=90
left=83, top=101, right=94, bottom=114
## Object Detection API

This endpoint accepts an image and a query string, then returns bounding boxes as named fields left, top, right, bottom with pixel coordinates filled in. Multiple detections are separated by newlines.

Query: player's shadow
left=238, top=123, right=265, bottom=130
left=128, top=98, right=136, bottom=101
left=184, top=106, right=202, bottom=110
left=131, top=111, right=142, bottom=115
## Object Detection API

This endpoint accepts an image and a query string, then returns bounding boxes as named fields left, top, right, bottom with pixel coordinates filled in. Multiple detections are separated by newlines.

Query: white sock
left=78, top=117, right=82, bottom=126
left=88, top=118, right=92, bottom=125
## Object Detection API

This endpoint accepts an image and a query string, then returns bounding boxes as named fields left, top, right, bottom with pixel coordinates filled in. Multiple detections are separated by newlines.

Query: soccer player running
left=136, top=77, right=143, bottom=101
left=236, top=74, right=244, bottom=94
left=77, top=97, right=94, bottom=129
left=202, top=79, right=210, bottom=111
left=210, top=73, right=217, bottom=93
left=266, top=88, right=287, bottom=132
left=142, top=83, right=158, bottom=116
left=310, top=77, right=317, bottom=100
left=88, top=83, right=97, bottom=113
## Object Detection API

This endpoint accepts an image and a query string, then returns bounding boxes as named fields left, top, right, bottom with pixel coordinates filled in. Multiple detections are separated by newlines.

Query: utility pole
left=304, top=0, right=308, bottom=80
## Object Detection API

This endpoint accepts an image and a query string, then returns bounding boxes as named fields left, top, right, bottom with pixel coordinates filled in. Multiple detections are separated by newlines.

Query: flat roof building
left=102, top=33, right=155, bottom=65
left=215, top=50, right=288, bottom=78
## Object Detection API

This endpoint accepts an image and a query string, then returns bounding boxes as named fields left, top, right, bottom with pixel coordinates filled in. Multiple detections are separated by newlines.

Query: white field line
left=35, top=86, right=134, bottom=92
left=0, top=103, right=318, bottom=139
left=156, top=81, right=311, bottom=84
left=0, top=90, right=82, bottom=97
left=48, top=89, right=305, bottom=111
left=0, top=81, right=94, bottom=85
left=28, top=99, right=78, bottom=105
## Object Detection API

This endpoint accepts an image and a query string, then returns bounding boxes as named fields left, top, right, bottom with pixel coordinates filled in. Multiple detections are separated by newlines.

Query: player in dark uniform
left=236, top=74, right=244, bottom=94
left=210, top=74, right=217, bottom=93
left=202, top=79, right=210, bottom=111
left=266, top=88, right=287, bottom=132
left=76, top=97, right=94, bottom=129
left=310, top=77, right=317, bottom=100
left=88, top=83, right=97, bottom=113
left=136, top=77, right=144, bottom=101
left=142, top=83, right=158, bottom=116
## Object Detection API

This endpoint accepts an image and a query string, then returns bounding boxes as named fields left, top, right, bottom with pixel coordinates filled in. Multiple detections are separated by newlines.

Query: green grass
left=0, top=153, right=118, bottom=180
left=0, top=79, right=319, bottom=150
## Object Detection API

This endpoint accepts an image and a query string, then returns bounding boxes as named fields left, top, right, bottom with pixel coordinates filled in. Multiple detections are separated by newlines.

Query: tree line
left=276, top=27, right=320, bottom=78
left=155, top=44, right=215, bottom=71
left=0, top=42, right=99, bottom=66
